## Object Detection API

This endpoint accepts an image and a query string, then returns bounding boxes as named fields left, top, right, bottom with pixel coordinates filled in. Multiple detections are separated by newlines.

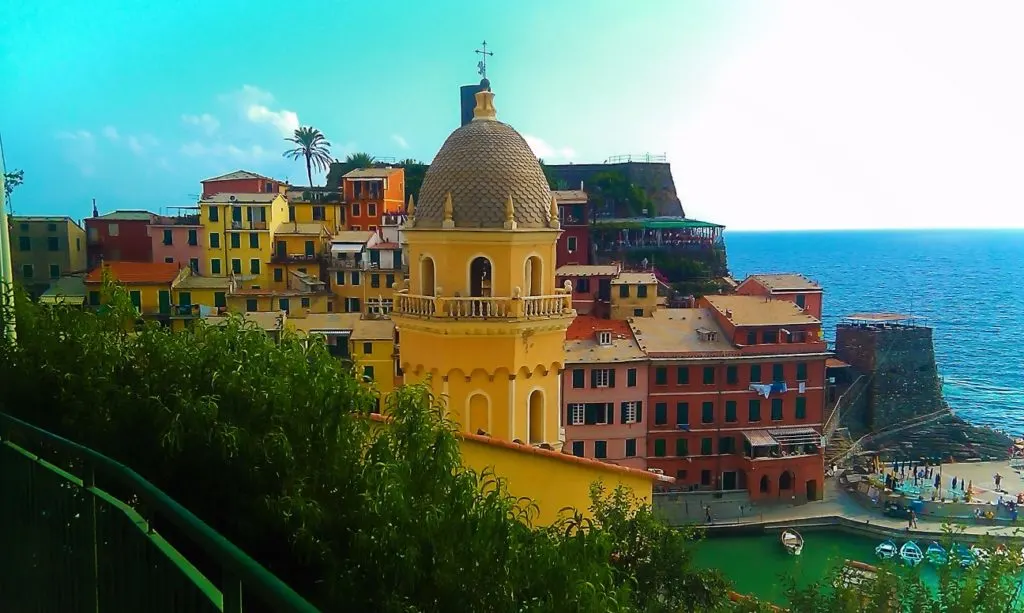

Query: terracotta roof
left=369, top=413, right=673, bottom=483
left=202, top=170, right=277, bottom=183
left=704, top=295, right=820, bottom=327
left=556, top=264, right=619, bottom=278
left=175, top=275, right=230, bottom=290
left=201, top=193, right=282, bottom=204
left=745, top=273, right=821, bottom=292
left=826, top=358, right=851, bottom=369
left=275, top=222, right=326, bottom=236
left=415, top=107, right=553, bottom=229
left=566, top=315, right=632, bottom=340
left=611, top=272, right=658, bottom=285
left=368, top=242, right=401, bottom=250
left=85, top=262, right=182, bottom=285
left=565, top=316, right=645, bottom=364
left=552, top=189, right=587, bottom=203
left=343, top=167, right=403, bottom=179
left=629, top=308, right=735, bottom=356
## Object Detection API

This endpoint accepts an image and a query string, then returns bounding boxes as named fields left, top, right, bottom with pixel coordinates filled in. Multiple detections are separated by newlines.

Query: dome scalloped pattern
left=415, top=118, right=553, bottom=229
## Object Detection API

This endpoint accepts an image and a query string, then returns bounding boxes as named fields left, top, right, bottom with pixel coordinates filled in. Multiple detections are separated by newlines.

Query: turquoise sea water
left=726, top=229, right=1024, bottom=435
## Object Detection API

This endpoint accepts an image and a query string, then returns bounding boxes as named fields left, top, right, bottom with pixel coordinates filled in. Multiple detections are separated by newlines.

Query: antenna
left=475, top=40, right=493, bottom=79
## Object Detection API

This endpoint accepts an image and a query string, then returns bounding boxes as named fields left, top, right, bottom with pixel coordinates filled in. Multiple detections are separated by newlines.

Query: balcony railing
left=229, top=220, right=268, bottom=231
left=325, top=258, right=403, bottom=272
left=0, top=411, right=318, bottom=613
left=394, top=291, right=573, bottom=320
left=271, top=252, right=320, bottom=264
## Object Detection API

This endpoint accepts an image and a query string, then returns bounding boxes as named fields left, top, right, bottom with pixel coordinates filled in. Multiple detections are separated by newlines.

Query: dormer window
left=597, top=330, right=612, bottom=346
left=696, top=328, right=718, bottom=342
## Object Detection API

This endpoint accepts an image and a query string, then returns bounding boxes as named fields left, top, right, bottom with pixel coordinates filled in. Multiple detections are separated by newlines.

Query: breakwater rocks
left=860, top=409, right=1012, bottom=462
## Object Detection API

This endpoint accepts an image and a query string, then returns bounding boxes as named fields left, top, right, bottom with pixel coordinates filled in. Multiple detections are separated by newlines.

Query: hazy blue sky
left=4, top=0, right=1024, bottom=230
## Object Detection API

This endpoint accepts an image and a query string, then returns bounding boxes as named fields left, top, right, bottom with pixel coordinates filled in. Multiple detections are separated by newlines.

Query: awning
left=331, top=243, right=364, bottom=253
left=768, top=427, right=821, bottom=446
left=743, top=430, right=779, bottom=447
left=826, top=358, right=851, bottom=369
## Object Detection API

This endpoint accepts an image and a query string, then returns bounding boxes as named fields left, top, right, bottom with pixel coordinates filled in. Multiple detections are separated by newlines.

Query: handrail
left=0, top=411, right=319, bottom=613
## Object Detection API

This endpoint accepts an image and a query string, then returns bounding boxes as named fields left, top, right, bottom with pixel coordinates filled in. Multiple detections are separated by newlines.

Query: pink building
left=148, top=213, right=204, bottom=273
left=555, top=264, right=620, bottom=318
left=562, top=316, right=648, bottom=469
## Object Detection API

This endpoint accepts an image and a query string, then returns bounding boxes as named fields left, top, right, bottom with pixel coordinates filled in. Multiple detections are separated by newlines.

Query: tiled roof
left=205, top=311, right=283, bottom=330
left=556, top=264, right=619, bottom=278
left=201, top=193, right=281, bottom=204
left=175, top=275, right=230, bottom=290
left=202, top=170, right=276, bottom=182
left=331, top=231, right=375, bottom=243
left=351, top=318, right=396, bottom=341
left=39, top=275, right=87, bottom=301
left=565, top=316, right=645, bottom=364
left=96, top=210, right=155, bottom=221
left=415, top=116, right=553, bottom=229
left=745, top=273, right=821, bottom=292
left=611, top=272, right=658, bottom=285
left=343, top=168, right=402, bottom=179
left=275, top=222, right=326, bottom=236
left=85, top=262, right=182, bottom=284
left=629, top=308, right=735, bottom=356
left=566, top=315, right=632, bottom=340
left=368, top=241, right=401, bottom=250
left=704, top=295, right=820, bottom=326
left=11, top=215, right=77, bottom=223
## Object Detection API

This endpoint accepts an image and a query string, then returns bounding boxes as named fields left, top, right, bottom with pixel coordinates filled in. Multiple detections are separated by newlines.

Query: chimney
left=92, top=198, right=99, bottom=218
left=726, top=309, right=733, bottom=319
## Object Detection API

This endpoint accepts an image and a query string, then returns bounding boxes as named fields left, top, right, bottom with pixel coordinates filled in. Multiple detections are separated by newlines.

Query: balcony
left=271, top=252, right=321, bottom=264
left=229, top=220, right=268, bottom=231
left=394, top=291, right=573, bottom=320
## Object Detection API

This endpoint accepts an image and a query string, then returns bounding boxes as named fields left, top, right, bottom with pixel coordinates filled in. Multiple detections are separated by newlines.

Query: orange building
left=341, top=168, right=405, bottom=233
left=735, top=273, right=823, bottom=320
left=631, top=295, right=829, bottom=501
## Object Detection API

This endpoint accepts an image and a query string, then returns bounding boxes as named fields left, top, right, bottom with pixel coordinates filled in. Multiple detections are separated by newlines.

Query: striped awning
left=768, top=427, right=821, bottom=446
left=743, top=430, right=779, bottom=447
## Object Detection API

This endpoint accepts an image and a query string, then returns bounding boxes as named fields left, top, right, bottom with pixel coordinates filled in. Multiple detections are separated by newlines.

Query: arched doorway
left=470, top=257, right=492, bottom=297
left=420, top=257, right=435, bottom=296
left=525, top=256, right=543, bottom=296
left=528, top=390, right=544, bottom=444
left=759, top=475, right=770, bottom=494
left=806, top=479, right=818, bottom=501
left=779, top=471, right=793, bottom=491
left=468, top=393, right=489, bottom=435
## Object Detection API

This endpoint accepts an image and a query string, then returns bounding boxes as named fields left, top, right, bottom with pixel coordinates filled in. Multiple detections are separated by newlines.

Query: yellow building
left=326, top=231, right=402, bottom=315
left=350, top=317, right=400, bottom=397
left=285, top=187, right=345, bottom=234
left=169, top=274, right=230, bottom=331
left=199, top=192, right=288, bottom=286
left=85, top=261, right=188, bottom=316
left=269, top=222, right=330, bottom=290
left=9, top=216, right=88, bottom=297
left=610, top=271, right=659, bottom=319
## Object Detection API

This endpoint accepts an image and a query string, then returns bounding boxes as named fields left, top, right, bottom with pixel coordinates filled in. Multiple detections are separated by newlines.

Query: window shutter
left=606, top=403, right=614, bottom=424
left=567, top=404, right=574, bottom=424
left=608, top=369, right=616, bottom=388
left=591, top=369, right=598, bottom=388
left=620, top=402, right=628, bottom=424
left=636, top=401, right=642, bottom=423
left=573, top=369, right=584, bottom=388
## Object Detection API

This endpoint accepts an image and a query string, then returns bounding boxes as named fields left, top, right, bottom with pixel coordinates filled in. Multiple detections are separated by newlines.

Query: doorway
left=420, top=257, right=435, bottom=296
left=722, top=470, right=737, bottom=491
left=779, top=471, right=794, bottom=491
left=759, top=475, right=770, bottom=494
left=525, top=256, right=543, bottom=296
left=470, top=257, right=492, bottom=297
left=806, top=479, right=818, bottom=501
left=528, top=390, right=544, bottom=444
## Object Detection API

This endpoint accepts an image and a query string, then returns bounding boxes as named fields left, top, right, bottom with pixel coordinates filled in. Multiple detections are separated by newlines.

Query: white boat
left=900, top=541, right=924, bottom=567
left=925, top=542, right=948, bottom=566
left=876, top=539, right=898, bottom=560
left=781, top=529, right=804, bottom=556
left=971, top=545, right=992, bottom=564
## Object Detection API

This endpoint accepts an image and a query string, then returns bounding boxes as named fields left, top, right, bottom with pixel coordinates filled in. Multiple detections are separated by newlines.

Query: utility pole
left=0, top=167, right=16, bottom=342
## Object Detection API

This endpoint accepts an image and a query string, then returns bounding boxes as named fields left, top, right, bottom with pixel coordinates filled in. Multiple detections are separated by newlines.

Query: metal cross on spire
left=475, top=40, right=493, bottom=79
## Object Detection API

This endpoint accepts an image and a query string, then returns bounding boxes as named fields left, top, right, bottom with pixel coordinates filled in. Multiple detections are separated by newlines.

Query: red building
left=341, top=168, right=405, bottom=233
left=201, top=170, right=285, bottom=199
left=553, top=190, right=590, bottom=267
left=555, top=263, right=619, bottom=318
left=736, top=273, right=823, bottom=320
left=85, top=210, right=156, bottom=267
left=629, top=295, right=829, bottom=501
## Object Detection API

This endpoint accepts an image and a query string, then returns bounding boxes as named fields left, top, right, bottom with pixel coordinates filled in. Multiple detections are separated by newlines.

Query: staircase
left=825, top=427, right=854, bottom=467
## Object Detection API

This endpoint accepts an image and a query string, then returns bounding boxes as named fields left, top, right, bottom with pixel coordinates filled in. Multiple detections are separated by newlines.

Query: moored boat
left=953, top=543, right=975, bottom=568
left=925, top=541, right=948, bottom=565
left=971, top=545, right=992, bottom=564
left=781, top=529, right=804, bottom=556
left=900, top=541, right=923, bottom=567
left=875, top=539, right=898, bottom=560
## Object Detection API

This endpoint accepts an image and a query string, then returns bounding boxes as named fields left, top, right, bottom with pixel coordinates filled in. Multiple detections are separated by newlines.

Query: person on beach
left=909, top=510, right=918, bottom=528
left=705, top=505, right=713, bottom=524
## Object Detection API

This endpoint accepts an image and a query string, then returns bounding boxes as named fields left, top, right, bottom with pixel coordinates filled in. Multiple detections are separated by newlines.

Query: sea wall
left=545, top=162, right=685, bottom=217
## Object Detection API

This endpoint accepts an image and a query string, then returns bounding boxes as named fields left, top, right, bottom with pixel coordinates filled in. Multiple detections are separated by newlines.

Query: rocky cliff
left=545, top=162, right=684, bottom=217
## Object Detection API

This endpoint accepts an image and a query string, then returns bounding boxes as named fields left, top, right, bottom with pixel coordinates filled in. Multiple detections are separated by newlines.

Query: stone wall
left=545, top=162, right=685, bottom=217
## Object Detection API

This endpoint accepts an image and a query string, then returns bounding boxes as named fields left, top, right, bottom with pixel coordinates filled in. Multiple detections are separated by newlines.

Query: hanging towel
left=749, top=384, right=773, bottom=398
left=770, top=381, right=788, bottom=394
left=798, top=382, right=806, bottom=394
left=199, top=304, right=216, bottom=317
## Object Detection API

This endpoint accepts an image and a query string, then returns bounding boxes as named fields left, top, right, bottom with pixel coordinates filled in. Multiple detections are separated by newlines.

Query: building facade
left=553, top=190, right=590, bottom=267
left=201, top=170, right=285, bottom=199
left=199, top=193, right=288, bottom=286
left=286, top=187, right=346, bottom=234
left=85, top=261, right=187, bottom=316
left=554, top=264, right=617, bottom=318
left=9, top=216, right=87, bottom=296
left=610, top=272, right=658, bottom=319
left=149, top=213, right=204, bottom=273
left=341, top=168, right=405, bottom=232
left=736, top=273, right=823, bottom=320
left=86, top=210, right=156, bottom=267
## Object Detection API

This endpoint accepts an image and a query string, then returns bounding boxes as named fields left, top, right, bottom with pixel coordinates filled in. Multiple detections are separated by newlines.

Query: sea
left=726, top=229, right=1024, bottom=435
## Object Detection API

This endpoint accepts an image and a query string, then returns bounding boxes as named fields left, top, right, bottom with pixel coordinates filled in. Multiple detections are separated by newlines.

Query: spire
left=548, top=194, right=560, bottom=229
left=407, top=194, right=415, bottom=217
left=442, top=192, right=455, bottom=228
left=503, top=193, right=517, bottom=230
left=473, top=88, right=497, bottom=121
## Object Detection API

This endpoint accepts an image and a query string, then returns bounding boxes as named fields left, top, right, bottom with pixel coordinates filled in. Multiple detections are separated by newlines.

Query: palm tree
left=397, top=158, right=421, bottom=166
left=283, top=127, right=333, bottom=187
left=345, top=152, right=376, bottom=168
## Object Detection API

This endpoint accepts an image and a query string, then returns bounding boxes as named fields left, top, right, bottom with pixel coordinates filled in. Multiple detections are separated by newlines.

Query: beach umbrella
left=968, top=480, right=973, bottom=493
left=952, top=477, right=957, bottom=489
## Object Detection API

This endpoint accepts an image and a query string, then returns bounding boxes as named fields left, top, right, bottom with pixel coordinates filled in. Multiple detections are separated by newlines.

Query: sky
left=3, top=0, right=1024, bottom=231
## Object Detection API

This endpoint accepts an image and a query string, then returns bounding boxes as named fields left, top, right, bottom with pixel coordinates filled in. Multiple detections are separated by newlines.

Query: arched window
left=528, top=390, right=544, bottom=444
left=759, top=475, right=770, bottom=493
left=470, top=257, right=492, bottom=297
left=525, top=256, right=543, bottom=296
left=420, top=256, right=435, bottom=296
left=779, top=471, right=794, bottom=491
left=468, top=393, right=490, bottom=434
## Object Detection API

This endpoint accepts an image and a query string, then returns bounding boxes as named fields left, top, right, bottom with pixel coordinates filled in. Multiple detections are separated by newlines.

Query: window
left=367, top=203, right=377, bottom=217
left=763, top=330, right=779, bottom=344
left=210, top=233, right=220, bottom=248
left=274, top=268, right=283, bottom=282
left=76, top=238, right=81, bottom=251
left=108, top=223, right=119, bottom=237
left=346, top=298, right=360, bottom=312
left=249, top=233, right=259, bottom=249
left=675, top=438, right=688, bottom=456
left=350, top=272, right=360, bottom=285
left=250, top=259, right=260, bottom=275
left=796, top=362, right=808, bottom=381
left=578, top=402, right=613, bottom=425
left=49, top=264, right=60, bottom=279
left=575, top=278, right=590, bottom=293
left=676, top=402, right=689, bottom=426
left=179, top=292, right=192, bottom=307
left=231, top=259, right=241, bottom=274
left=47, top=237, right=59, bottom=251
left=700, top=438, right=712, bottom=455
left=726, top=365, right=738, bottom=384
left=676, top=367, right=689, bottom=385
left=771, top=398, right=783, bottom=421
left=371, top=274, right=380, bottom=288
left=88, top=291, right=100, bottom=306
left=594, top=441, right=607, bottom=459
left=654, top=439, right=666, bottom=457
left=676, top=469, right=688, bottom=480
left=47, top=223, right=57, bottom=232
left=363, top=342, right=373, bottom=354
left=772, top=363, right=784, bottom=382
left=725, top=400, right=737, bottom=422
left=335, top=271, right=345, bottom=285
left=279, top=298, right=290, bottom=312
left=363, top=366, right=375, bottom=381
left=654, top=403, right=667, bottom=425
left=188, top=229, right=198, bottom=246
left=189, top=258, right=199, bottom=273
left=572, top=369, right=585, bottom=388
left=720, top=436, right=734, bottom=454
left=211, top=259, right=221, bottom=275
left=327, top=301, right=333, bottom=312
left=633, top=308, right=644, bottom=317
left=21, top=264, right=32, bottom=278
left=572, top=441, right=584, bottom=457
left=591, top=368, right=614, bottom=388
left=568, top=403, right=585, bottom=425
left=637, top=285, right=648, bottom=298
left=214, top=292, right=226, bottom=308
left=746, top=330, right=758, bottom=345
left=597, top=330, right=611, bottom=346
left=386, top=274, right=395, bottom=288
left=301, top=297, right=310, bottom=308
left=625, top=439, right=637, bottom=457
left=748, top=399, right=761, bottom=422
left=796, top=294, right=806, bottom=309
left=627, top=368, right=637, bottom=387
left=567, top=236, right=577, bottom=252
left=750, top=364, right=762, bottom=383
left=231, top=206, right=242, bottom=222
left=655, top=367, right=667, bottom=385
left=701, top=470, right=711, bottom=486
left=703, top=366, right=715, bottom=385
left=209, top=206, right=219, bottom=222
left=312, top=206, right=325, bottom=220
left=230, top=233, right=240, bottom=249
left=128, top=290, right=141, bottom=312
left=352, top=202, right=361, bottom=216
left=701, top=402, right=714, bottom=424
left=618, top=285, right=629, bottom=298
left=796, top=397, right=807, bottom=419
left=163, top=229, right=173, bottom=245
left=164, top=257, right=174, bottom=263
left=18, top=236, right=30, bottom=251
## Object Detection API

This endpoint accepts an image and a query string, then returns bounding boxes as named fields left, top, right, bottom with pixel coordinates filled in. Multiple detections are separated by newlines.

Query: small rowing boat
left=781, top=529, right=804, bottom=556
left=925, top=542, right=948, bottom=566
left=971, top=545, right=992, bottom=564
left=900, top=541, right=923, bottom=567
left=876, top=539, right=898, bottom=560
left=953, top=543, right=975, bottom=568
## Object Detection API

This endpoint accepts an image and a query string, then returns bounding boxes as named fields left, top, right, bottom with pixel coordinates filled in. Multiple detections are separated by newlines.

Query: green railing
left=0, top=411, right=319, bottom=613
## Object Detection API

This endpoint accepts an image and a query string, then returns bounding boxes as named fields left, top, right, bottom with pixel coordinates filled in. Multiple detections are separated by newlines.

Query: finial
left=548, top=194, right=560, bottom=229
left=442, top=192, right=455, bottom=229
left=473, top=89, right=497, bottom=120
left=407, top=193, right=415, bottom=217
left=475, top=40, right=493, bottom=80
left=503, top=193, right=517, bottom=230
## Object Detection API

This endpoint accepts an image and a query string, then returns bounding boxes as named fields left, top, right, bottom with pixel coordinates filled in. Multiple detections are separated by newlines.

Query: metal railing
left=0, top=411, right=319, bottom=613
left=394, top=291, right=572, bottom=320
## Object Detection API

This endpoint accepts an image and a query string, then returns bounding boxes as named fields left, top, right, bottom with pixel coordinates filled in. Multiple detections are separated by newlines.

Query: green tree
left=4, top=169, right=24, bottom=199
left=588, top=170, right=654, bottom=219
left=283, top=127, right=333, bottom=188
left=345, top=152, right=376, bottom=168
left=397, top=158, right=428, bottom=207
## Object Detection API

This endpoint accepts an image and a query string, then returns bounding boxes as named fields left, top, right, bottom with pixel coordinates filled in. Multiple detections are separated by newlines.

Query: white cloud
left=181, top=113, right=220, bottom=135
left=523, top=134, right=576, bottom=161
left=55, top=130, right=98, bottom=176
left=180, top=141, right=267, bottom=161
left=126, top=135, right=158, bottom=155
left=391, top=134, right=409, bottom=149
left=220, top=85, right=300, bottom=137
left=102, top=126, right=119, bottom=140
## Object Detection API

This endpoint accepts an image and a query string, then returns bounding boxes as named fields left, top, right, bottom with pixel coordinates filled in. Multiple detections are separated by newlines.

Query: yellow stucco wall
left=329, top=270, right=397, bottom=314
left=351, top=338, right=397, bottom=398
left=610, top=281, right=658, bottom=319
left=200, top=197, right=287, bottom=285
left=290, top=202, right=345, bottom=234
left=86, top=282, right=173, bottom=315
left=226, top=293, right=331, bottom=314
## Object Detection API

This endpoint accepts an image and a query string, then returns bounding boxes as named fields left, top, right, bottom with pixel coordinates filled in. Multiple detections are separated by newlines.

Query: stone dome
left=414, top=90, right=554, bottom=229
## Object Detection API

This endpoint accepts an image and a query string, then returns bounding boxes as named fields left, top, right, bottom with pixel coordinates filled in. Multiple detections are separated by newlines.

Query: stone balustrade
left=394, top=290, right=572, bottom=320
